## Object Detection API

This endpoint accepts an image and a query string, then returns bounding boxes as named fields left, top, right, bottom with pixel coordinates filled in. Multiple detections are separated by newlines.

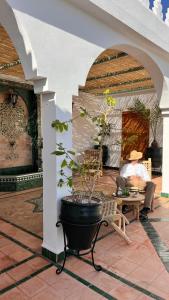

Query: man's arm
left=120, top=164, right=128, bottom=178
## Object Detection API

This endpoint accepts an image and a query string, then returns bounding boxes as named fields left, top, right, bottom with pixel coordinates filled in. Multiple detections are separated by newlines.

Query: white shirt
left=120, top=163, right=150, bottom=182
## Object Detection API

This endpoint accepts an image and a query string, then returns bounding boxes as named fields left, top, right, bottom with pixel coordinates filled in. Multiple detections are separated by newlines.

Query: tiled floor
left=0, top=170, right=169, bottom=299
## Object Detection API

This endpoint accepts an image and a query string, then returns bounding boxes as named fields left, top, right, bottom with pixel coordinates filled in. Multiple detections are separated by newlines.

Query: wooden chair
left=83, top=149, right=103, bottom=179
left=101, top=198, right=131, bottom=244
left=75, top=191, right=131, bottom=244
left=142, top=158, right=152, bottom=180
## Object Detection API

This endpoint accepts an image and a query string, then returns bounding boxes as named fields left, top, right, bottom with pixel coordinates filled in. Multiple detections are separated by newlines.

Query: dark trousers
left=116, top=176, right=156, bottom=209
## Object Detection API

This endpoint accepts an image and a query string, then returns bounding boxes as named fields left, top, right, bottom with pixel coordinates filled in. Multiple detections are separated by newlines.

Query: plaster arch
left=0, top=0, right=38, bottom=81
left=83, top=43, right=164, bottom=103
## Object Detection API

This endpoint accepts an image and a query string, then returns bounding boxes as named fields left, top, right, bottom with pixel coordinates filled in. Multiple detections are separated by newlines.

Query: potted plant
left=51, top=90, right=117, bottom=272
left=128, top=99, right=162, bottom=169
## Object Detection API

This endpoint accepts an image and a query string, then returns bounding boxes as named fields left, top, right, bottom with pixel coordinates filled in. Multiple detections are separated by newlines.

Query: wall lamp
left=6, top=90, right=19, bottom=107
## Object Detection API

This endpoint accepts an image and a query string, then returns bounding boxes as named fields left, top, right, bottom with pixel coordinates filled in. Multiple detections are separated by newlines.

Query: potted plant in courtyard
left=128, top=99, right=162, bottom=169
left=51, top=90, right=117, bottom=272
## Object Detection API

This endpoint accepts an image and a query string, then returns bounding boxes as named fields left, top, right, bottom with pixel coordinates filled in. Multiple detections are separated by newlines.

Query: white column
left=41, top=91, right=72, bottom=259
left=152, top=0, right=163, bottom=20
left=161, top=110, right=169, bottom=196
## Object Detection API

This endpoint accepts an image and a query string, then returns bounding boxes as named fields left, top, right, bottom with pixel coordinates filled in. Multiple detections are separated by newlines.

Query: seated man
left=116, top=150, right=156, bottom=218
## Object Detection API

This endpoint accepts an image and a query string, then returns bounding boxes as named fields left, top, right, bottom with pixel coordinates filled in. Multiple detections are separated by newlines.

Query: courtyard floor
left=0, top=170, right=169, bottom=299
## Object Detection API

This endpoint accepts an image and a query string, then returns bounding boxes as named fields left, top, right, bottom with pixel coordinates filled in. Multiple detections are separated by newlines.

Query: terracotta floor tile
left=112, top=257, right=139, bottom=275
left=1, top=243, right=21, bottom=255
left=18, top=276, right=48, bottom=297
left=146, top=286, right=169, bottom=300
left=25, top=256, right=48, bottom=271
left=129, top=265, right=161, bottom=287
left=0, top=273, right=15, bottom=290
left=7, top=263, right=35, bottom=281
left=30, top=286, right=63, bottom=300
left=109, top=284, right=142, bottom=300
left=0, top=237, right=11, bottom=248
left=66, top=285, right=105, bottom=300
left=0, top=255, right=16, bottom=270
left=136, top=295, right=154, bottom=300
left=1, top=175, right=168, bottom=300
left=9, top=249, right=32, bottom=262
left=0, top=287, right=29, bottom=300
left=149, top=270, right=169, bottom=294
left=51, top=273, right=85, bottom=298
left=38, top=266, right=65, bottom=285
left=90, top=271, right=121, bottom=292
left=143, top=256, right=164, bottom=274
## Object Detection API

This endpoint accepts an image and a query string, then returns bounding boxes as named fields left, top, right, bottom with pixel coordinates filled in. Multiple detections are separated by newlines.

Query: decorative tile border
left=141, top=220, right=169, bottom=273
left=62, top=266, right=118, bottom=300
left=0, top=172, right=43, bottom=191
left=160, top=192, right=169, bottom=198
left=0, top=254, right=36, bottom=275
left=0, top=172, right=43, bottom=182
left=149, top=217, right=169, bottom=222
left=79, top=257, right=164, bottom=300
left=0, top=216, right=42, bottom=240
left=0, top=231, right=36, bottom=254
left=42, top=247, right=56, bottom=263
left=0, top=263, right=52, bottom=295
left=0, top=226, right=165, bottom=300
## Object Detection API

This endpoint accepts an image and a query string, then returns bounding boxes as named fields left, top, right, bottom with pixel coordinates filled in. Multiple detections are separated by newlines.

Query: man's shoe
left=139, top=213, right=148, bottom=221
left=140, top=207, right=150, bottom=214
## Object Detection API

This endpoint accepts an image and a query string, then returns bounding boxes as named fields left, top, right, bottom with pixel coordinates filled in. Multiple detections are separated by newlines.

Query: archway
left=73, top=46, right=163, bottom=170
left=0, top=15, right=43, bottom=236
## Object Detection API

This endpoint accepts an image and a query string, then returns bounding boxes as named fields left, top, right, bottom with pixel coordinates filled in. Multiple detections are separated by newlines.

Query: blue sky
left=150, top=0, right=169, bottom=19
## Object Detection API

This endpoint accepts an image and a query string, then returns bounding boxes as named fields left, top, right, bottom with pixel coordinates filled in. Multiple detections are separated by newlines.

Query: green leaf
left=68, top=150, right=76, bottom=155
left=63, top=123, right=68, bottom=131
left=51, top=150, right=65, bottom=156
left=67, top=177, right=73, bottom=188
left=80, top=111, right=85, bottom=117
left=69, top=160, right=76, bottom=169
left=61, top=159, right=67, bottom=168
left=79, top=107, right=87, bottom=117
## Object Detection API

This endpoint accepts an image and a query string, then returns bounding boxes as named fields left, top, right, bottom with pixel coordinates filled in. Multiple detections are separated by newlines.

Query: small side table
left=118, top=194, right=145, bottom=220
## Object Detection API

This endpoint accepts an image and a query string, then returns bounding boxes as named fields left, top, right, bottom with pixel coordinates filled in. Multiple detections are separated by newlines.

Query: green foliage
left=128, top=99, right=161, bottom=141
left=51, top=119, right=69, bottom=132
left=52, top=90, right=117, bottom=193
left=128, top=99, right=149, bottom=119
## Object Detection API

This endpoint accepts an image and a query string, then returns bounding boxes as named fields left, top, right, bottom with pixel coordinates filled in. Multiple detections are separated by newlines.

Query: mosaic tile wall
left=73, top=91, right=163, bottom=168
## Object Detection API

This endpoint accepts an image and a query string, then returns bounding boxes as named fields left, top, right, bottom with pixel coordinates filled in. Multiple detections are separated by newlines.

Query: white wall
left=73, top=90, right=163, bottom=167
left=2, top=0, right=169, bottom=255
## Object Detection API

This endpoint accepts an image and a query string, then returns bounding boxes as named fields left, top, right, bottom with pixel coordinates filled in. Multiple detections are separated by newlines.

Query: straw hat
left=127, top=150, right=143, bottom=161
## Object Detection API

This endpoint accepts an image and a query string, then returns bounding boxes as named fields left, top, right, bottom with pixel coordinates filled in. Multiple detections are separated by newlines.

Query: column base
left=160, top=192, right=169, bottom=198
left=42, top=247, right=65, bottom=262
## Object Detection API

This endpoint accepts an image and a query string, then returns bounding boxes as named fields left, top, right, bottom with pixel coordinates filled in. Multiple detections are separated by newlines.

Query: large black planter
left=94, top=145, right=109, bottom=165
left=56, top=195, right=108, bottom=274
left=60, top=196, right=102, bottom=250
left=145, top=146, right=162, bottom=170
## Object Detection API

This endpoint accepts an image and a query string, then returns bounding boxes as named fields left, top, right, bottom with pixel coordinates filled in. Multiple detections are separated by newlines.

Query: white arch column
left=41, top=90, right=73, bottom=260
left=159, top=77, right=169, bottom=197
left=161, top=108, right=169, bottom=197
